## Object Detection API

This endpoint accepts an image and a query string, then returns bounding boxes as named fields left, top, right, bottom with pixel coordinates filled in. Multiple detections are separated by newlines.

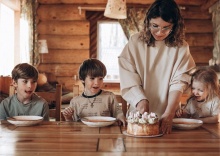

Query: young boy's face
left=83, top=75, right=104, bottom=95
left=192, top=80, right=208, bottom=102
left=13, top=78, right=37, bottom=103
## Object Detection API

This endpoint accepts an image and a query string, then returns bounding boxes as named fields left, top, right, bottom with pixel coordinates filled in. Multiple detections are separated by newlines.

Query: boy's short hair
left=79, top=59, right=107, bottom=81
left=12, top=63, right=39, bottom=82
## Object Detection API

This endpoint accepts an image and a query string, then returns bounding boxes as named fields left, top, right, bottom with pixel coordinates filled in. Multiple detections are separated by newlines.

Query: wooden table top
left=0, top=121, right=220, bottom=156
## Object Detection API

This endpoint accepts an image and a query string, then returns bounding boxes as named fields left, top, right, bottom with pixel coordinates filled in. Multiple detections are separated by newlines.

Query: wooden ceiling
left=38, top=0, right=218, bottom=10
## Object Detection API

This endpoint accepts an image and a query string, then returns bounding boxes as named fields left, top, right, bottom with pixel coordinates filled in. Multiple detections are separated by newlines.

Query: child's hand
left=116, top=113, right=126, bottom=127
left=176, top=108, right=183, bottom=117
left=62, top=107, right=74, bottom=121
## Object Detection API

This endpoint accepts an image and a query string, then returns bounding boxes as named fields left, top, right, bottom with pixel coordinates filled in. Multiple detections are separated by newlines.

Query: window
left=0, top=3, right=15, bottom=76
left=97, top=21, right=128, bottom=82
left=0, top=1, right=29, bottom=76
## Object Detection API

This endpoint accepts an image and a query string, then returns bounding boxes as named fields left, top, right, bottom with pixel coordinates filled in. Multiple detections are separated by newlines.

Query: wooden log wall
left=37, top=0, right=217, bottom=91
left=37, top=4, right=89, bottom=90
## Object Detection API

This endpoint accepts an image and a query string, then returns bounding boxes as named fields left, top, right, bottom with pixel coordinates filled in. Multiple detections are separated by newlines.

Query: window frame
left=97, top=21, right=128, bottom=83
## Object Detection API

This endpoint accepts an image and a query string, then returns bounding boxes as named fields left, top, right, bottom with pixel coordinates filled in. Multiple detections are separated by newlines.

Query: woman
left=118, top=0, right=196, bottom=134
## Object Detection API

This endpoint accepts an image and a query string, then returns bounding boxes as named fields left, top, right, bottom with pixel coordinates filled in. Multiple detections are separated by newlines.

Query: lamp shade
left=104, top=0, right=127, bottom=19
left=38, top=40, right=48, bottom=54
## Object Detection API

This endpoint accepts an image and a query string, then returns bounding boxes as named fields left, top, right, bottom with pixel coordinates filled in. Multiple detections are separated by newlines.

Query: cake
left=127, top=111, right=159, bottom=136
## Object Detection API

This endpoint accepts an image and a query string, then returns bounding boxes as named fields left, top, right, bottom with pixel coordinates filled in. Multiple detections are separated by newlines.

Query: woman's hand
left=161, top=90, right=182, bottom=134
left=62, top=107, right=74, bottom=121
left=160, top=113, right=174, bottom=134
left=136, top=99, right=149, bottom=114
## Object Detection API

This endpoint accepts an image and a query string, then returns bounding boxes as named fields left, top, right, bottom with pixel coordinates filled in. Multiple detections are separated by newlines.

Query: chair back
left=9, top=84, right=15, bottom=96
left=115, top=95, right=128, bottom=117
left=73, top=85, right=80, bottom=97
left=9, top=84, right=62, bottom=121
left=0, top=76, right=12, bottom=94
left=35, top=84, right=62, bottom=121
left=61, top=84, right=79, bottom=121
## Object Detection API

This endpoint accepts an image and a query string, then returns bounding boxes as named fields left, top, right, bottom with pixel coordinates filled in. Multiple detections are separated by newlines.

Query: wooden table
left=0, top=121, right=220, bottom=156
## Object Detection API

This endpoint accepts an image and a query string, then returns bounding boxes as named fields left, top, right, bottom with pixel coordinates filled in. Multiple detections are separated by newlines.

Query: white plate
left=172, top=118, right=203, bottom=130
left=81, top=116, right=116, bottom=127
left=7, top=116, right=43, bottom=126
left=123, top=131, right=163, bottom=138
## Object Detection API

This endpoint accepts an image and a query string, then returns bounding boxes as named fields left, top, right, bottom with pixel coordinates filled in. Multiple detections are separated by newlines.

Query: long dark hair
left=139, top=0, right=185, bottom=47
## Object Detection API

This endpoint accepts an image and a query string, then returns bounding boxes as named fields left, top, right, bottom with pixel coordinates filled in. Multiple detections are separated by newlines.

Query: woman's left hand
left=159, top=114, right=174, bottom=134
left=161, top=90, right=182, bottom=134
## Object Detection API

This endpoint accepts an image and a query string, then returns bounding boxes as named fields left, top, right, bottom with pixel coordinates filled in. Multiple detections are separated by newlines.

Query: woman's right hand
left=62, top=107, right=74, bottom=121
left=136, top=99, right=149, bottom=114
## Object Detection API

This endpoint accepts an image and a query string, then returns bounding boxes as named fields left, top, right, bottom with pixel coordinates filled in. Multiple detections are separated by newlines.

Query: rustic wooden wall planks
left=37, top=0, right=217, bottom=91
left=37, top=3, right=90, bottom=90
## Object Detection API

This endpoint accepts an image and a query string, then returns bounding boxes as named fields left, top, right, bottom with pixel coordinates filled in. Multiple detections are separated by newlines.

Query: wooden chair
left=9, top=84, right=62, bottom=121
left=0, top=76, right=12, bottom=94
left=9, top=84, right=15, bottom=96
left=116, top=94, right=128, bottom=117
left=73, top=85, right=80, bottom=97
left=35, top=84, right=62, bottom=121
left=61, top=84, right=79, bottom=121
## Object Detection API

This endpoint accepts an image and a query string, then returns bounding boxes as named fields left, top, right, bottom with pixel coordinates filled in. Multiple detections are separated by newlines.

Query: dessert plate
left=81, top=116, right=116, bottom=127
left=7, top=116, right=43, bottom=126
left=123, top=131, right=163, bottom=138
left=172, top=118, right=203, bottom=130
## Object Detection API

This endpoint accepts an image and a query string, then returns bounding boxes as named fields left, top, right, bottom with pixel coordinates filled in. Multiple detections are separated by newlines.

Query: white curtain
left=209, top=1, right=220, bottom=66
left=20, top=0, right=38, bottom=66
